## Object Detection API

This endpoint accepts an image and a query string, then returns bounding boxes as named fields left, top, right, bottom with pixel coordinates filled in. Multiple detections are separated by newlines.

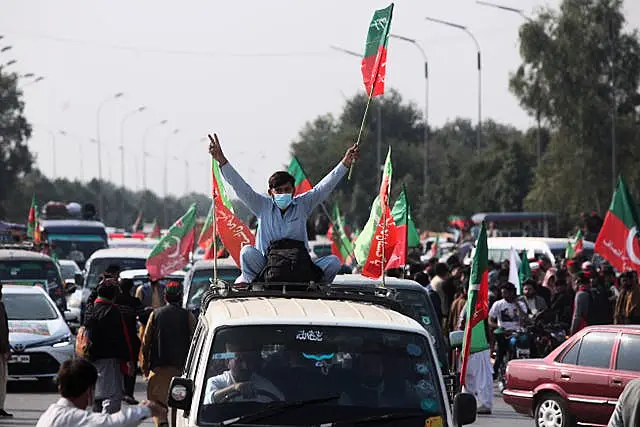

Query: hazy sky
left=1, top=0, right=639, bottom=199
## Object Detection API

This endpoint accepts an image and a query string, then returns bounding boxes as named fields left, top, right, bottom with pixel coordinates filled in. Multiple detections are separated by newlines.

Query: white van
left=167, top=286, right=477, bottom=426
left=480, top=237, right=594, bottom=265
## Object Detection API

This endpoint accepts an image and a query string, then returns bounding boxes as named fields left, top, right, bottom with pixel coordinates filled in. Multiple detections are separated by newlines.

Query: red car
left=503, top=325, right=640, bottom=427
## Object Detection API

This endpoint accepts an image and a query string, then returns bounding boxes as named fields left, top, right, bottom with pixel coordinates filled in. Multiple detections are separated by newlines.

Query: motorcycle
left=532, top=322, right=568, bottom=357
left=496, top=327, right=532, bottom=393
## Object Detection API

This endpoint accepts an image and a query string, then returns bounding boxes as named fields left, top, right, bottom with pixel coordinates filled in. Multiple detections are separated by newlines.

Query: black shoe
left=0, top=409, right=13, bottom=417
left=122, top=396, right=139, bottom=405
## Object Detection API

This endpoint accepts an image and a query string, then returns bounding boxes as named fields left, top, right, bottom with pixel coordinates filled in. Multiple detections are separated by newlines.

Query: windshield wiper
left=218, top=395, right=340, bottom=426
left=329, top=411, right=434, bottom=426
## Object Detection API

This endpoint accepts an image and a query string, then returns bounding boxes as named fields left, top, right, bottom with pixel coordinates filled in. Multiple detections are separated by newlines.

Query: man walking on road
left=140, top=281, right=195, bottom=427
left=36, top=358, right=165, bottom=427
left=0, top=284, right=12, bottom=418
left=208, top=133, right=358, bottom=284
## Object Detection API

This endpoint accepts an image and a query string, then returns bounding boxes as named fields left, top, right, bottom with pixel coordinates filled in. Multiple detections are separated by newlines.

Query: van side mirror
left=168, top=377, right=193, bottom=415
left=453, top=392, right=477, bottom=426
left=449, top=330, right=464, bottom=348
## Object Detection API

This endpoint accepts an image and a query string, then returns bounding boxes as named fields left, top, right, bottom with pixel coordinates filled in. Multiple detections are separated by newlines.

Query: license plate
left=516, top=349, right=530, bottom=358
left=9, top=354, right=30, bottom=364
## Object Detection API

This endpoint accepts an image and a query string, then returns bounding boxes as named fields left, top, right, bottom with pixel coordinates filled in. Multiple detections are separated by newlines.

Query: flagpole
left=348, top=83, right=377, bottom=181
left=402, top=184, right=409, bottom=279
left=212, top=184, right=218, bottom=284
left=381, top=207, right=387, bottom=287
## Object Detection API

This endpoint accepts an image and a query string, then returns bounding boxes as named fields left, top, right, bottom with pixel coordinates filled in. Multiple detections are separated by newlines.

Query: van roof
left=332, top=274, right=425, bottom=291
left=205, top=296, right=425, bottom=333
left=0, top=249, right=54, bottom=262
left=41, top=219, right=106, bottom=228
left=87, top=247, right=151, bottom=260
left=1, top=284, right=48, bottom=295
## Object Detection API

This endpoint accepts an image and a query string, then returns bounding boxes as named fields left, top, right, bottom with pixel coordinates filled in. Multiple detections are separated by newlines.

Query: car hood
left=8, top=319, right=69, bottom=346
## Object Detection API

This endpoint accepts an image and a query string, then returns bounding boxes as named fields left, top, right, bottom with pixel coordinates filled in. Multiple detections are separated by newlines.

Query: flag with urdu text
left=288, top=156, right=313, bottom=195
left=149, top=219, right=161, bottom=239
left=361, top=3, right=394, bottom=97
left=199, top=159, right=254, bottom=267
left=27, top=195, right=38, bottom=241
left=146, top=204, right=197, bottom=281
left=199, top=158, right=236, bottom=250
left=459, top=221, right=490, bottom=387
left=327, top=204, right=354, bottom=264
left=595, top=176, right=640, bottom=274
left=386, top=186, right=420, bottom=270
left=354, top=147, right=398, bottom=278
left=565, top=229, right=584, bottom=259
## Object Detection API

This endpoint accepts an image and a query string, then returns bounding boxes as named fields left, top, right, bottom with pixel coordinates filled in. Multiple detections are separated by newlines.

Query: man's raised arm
left=299, top=144, right=359, bottom=214
left=208, top=133, right=268, bottom=216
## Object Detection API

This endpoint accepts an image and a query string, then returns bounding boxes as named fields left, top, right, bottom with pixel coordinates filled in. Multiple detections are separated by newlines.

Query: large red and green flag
left=199, top=159, right=255, bottom=267
left=354, top=147, right=398, bottom=278
left=386, top=186, right=420, bottom=270
left=287, top=156, right=313, bottom=195
left=565, top=229, right=584, bottom=259
left=361, top=3, right=394, bottom=97
left=149, top=219, right=161, bottom=239
left=27, top=195, right=38, bottom=240
left=459, top=221, right=490, bottom=387
left=146, top=204, right=197, bottom=281
left=595, top=176, right=640, bottom=273
left=327, top=204, right=354, bottom=264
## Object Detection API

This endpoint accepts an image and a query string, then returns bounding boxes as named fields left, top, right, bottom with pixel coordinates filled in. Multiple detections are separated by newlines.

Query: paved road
left=4, top=378, right=531, bottom=426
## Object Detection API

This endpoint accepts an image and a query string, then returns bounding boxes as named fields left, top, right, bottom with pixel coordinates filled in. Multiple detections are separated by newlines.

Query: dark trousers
left=494, top=333, right=508, bottom=377
left=123, top=373, right=136, bottom=397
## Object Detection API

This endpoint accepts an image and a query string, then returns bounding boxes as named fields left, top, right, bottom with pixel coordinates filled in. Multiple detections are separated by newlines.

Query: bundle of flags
left=27, top=195, right=41, bottom=244
left=197, top=157, right=254, bottom=266
left=565, top=229, right=584, bottom=259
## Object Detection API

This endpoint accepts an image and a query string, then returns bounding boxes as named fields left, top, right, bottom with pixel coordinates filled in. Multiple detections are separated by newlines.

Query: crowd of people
left=35, top=265, right=195, bottom=426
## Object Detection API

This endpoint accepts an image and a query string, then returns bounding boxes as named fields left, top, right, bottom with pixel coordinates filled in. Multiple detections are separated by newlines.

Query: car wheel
left=535, top=394, right=572, bottom=427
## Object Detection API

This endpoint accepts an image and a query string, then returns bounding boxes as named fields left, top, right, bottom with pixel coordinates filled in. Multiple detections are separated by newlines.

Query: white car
left=4, top=285, right=75, bottom=384
left=167, top=285, right=477, bottom=426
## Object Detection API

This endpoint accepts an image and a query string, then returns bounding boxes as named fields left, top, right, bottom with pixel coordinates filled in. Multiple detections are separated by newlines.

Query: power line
left=0, top=30, right=333, bottom=58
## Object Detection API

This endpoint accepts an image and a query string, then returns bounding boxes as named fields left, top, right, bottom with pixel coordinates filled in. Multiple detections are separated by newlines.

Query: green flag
left=518, top=251, right=532, bottom=294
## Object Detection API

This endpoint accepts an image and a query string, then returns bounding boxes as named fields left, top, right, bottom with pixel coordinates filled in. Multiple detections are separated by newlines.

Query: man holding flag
left=208, top=134, right=359, bottom=284
left=458, top=222, right=493, bottom=414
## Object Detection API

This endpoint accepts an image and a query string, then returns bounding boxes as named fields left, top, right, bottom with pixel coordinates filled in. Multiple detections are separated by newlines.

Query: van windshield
left=186, top=268, right=241, bottom=310
left=198, top=325, right=445, bottom=425
left=86, top=257, right=147, bottom=288
left=0, top=261, right=61, bottom=287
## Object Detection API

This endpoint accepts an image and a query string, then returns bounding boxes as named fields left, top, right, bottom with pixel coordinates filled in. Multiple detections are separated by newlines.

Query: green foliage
left=290, top=90, right=535, bottom=230
left=511, top=0, right=640, bottom=216
left=0, top=70, right=33, bottom=218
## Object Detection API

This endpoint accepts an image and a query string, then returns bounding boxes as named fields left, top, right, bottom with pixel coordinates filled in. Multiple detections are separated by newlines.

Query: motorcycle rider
left=488, top=282, right=528, bottom=378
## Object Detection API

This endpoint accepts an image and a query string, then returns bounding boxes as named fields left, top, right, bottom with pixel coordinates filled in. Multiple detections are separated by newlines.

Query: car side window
left=559, top=339, right=581, bottom=365
left=616, top=334, right=640, bottom=372
left=576, top=332, right=616, bottom=369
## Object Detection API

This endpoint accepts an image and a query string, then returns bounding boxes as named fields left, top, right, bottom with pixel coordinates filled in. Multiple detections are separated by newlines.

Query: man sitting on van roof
left=208, top=133, right=358, bottom=284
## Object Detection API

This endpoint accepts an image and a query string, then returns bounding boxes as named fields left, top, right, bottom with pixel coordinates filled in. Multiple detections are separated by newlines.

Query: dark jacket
left=140, top=303, right=195, bottom=372
left=83, top=299, right=130, bottom=362
left=0, top=301, right=9, bottom=354
left=114, top=293, right=144, bottom=355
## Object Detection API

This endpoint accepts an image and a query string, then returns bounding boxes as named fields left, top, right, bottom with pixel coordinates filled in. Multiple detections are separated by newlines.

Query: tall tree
left=511, top=0, right=640, bottom=216
left=0, top=70, right=33, bottom=218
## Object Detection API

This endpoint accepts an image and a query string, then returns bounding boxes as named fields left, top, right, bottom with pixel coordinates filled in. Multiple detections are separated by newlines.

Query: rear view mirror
left=449, top=330, right=464, bottom=348
left=453, top=392, right=477, bottom=426
left=63, top=311, right=78, bottom=322
left=168, top=377, right=193, bottom=415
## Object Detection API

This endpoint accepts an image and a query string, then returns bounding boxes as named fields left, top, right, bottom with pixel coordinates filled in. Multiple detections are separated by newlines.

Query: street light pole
left=142, top=119, right=168, bottom=191
left=475, top=1, right=544, bottom=164
left=330, top=44, right=384, bottom=181
left=425, top=17, right=483, bottom=150
left=46, top=130, right=57, bottom=179
left=389, top=34, right=429, bottom=197
left=96, top=92, right=124, bottom=220
left=120, top=106, right=146, bottom=226
left=163, top=129, right=180, bottom=226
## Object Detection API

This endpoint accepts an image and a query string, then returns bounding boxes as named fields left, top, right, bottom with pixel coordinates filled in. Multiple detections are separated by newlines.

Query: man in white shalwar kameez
left=458, top=308, right=494, bottom=414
